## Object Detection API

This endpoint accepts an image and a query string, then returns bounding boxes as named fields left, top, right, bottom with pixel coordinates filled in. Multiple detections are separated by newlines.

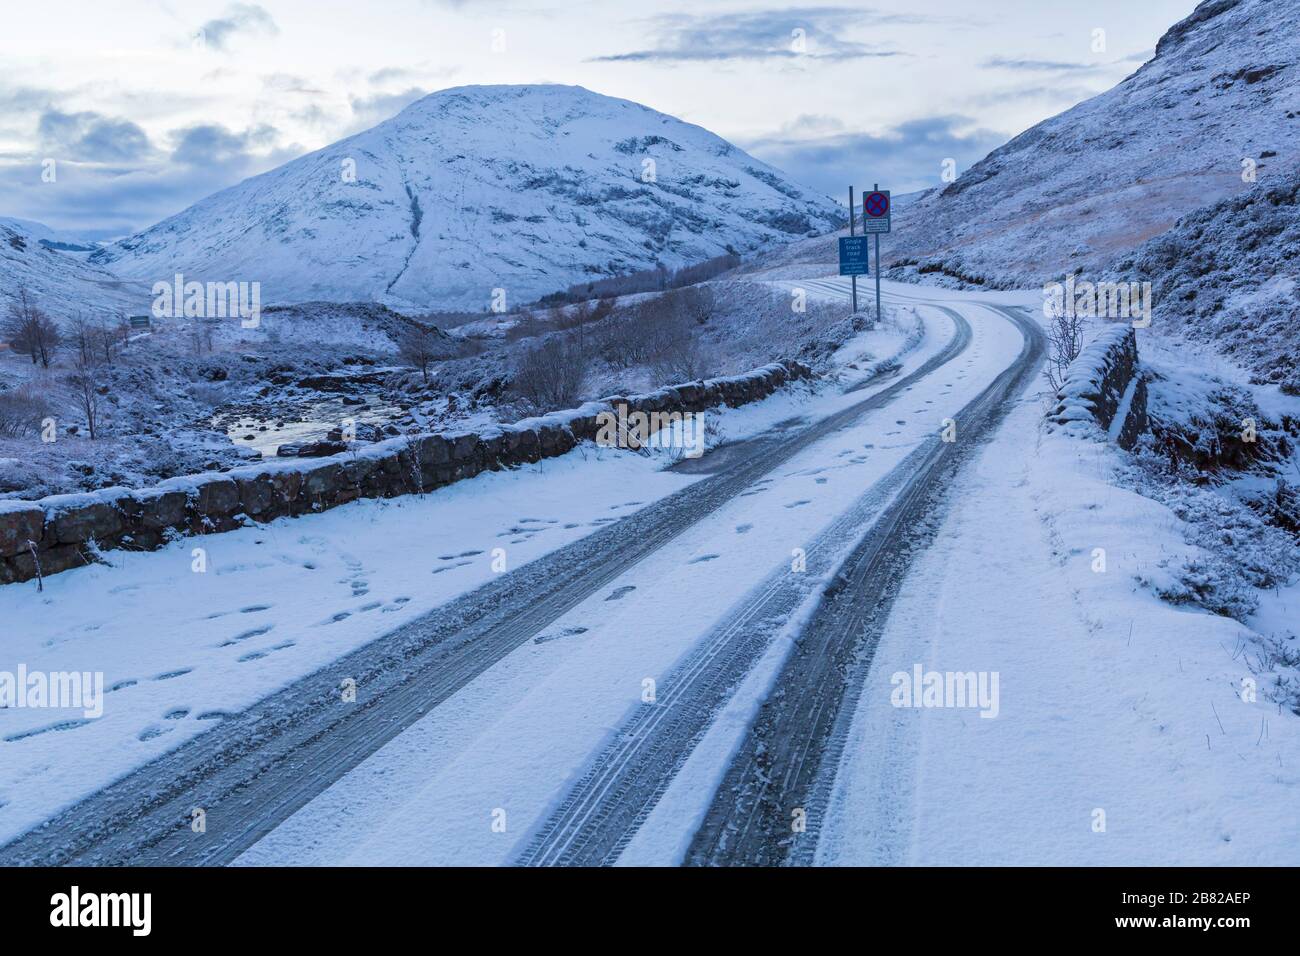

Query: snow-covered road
left=19, top=277, right=1258, bottom=868
left=230, top=283, right=1035, bottom=867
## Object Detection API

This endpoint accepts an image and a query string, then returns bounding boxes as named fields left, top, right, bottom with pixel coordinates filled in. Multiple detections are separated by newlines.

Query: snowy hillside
left=881, top=0, right=1299, bottom=287
left=90, top=85, right=842, bottom=312
left=1112, top=164, right=1300, bottom=391
left=0, top=218, right=146, bottom=317
left=753, top=0, right=1299, bottom=291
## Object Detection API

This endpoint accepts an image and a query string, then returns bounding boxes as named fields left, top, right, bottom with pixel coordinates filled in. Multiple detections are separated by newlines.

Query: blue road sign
left=839, top=236, right=870, bottom=276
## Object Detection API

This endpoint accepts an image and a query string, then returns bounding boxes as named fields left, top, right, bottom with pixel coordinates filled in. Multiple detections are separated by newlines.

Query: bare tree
left=396, top=321, right=453, bottom=384
left=2, top=288, right=60, bottom=368
left=1044, top=305, right=1086, bottom=393
left=69, top=312, right=96, bottom=367
left=95, top=314, right=126, bottom=365
left=68, top=353, right=103, bottom=439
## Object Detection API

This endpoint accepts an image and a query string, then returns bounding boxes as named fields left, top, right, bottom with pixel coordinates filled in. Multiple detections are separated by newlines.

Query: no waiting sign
left=862, top=190, right=891, bottom=234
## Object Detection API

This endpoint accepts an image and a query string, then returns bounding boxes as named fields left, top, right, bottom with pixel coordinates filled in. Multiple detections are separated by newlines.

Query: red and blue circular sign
left=864, top=191, right=890, bottom=218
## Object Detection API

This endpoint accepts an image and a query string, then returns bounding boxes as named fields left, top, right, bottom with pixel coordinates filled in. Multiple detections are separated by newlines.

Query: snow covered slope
left=754, top=0, right=1299, bottom=290
left=90, top=85, right=842, bottom=311
left=882, top=0, right=1300, bottom=287
left=0, top=218, right=145, bottom=318
left=1112, top=165, right=1300, bottom=391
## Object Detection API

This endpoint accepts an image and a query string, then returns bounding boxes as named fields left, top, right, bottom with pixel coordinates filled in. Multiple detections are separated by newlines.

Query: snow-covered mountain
left=0, top=218, right=145, bottom=318
left=874, top=0, right=1300, bottom=287
left=91, top=85, right=842, bottom=311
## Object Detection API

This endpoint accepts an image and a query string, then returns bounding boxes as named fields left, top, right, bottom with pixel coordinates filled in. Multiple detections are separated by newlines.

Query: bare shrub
left=0, top=386, right=53, bottom=438
left=511, top=335, right=586, bottom=409
left=538, top=252, right=739, bottom=306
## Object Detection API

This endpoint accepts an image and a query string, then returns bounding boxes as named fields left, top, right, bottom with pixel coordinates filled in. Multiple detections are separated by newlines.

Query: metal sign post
left=848, top=186, right=858, bottom=313
left=862, top=185, right=891, bottom=321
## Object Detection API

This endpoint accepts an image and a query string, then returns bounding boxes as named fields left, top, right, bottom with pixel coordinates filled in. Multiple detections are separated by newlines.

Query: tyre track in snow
left=515, top=298, right=1027, bottom=868
left=686, top=304, right=1044, bottom=866
left=0, top=299, right=970, bottom=867
left=512, top=304, right=1040, bottom=868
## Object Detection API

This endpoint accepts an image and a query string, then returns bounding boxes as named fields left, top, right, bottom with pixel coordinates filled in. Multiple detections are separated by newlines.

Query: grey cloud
left=591, top=7, right=919, bottom=64
left=741, top=115, right=1008, bottom=198
left=171, top=123, right=281, bottom=166
left=982, top=56, right=1100, bottom=72
left=38, top=109, right=154, bottom=162
left=198, top=3, right=279, bottom=51
left=965, top=84, right=1102, bottom=108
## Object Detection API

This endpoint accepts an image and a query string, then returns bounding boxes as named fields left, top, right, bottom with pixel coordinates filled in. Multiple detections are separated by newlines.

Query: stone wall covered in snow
left=1049, top=325, right=1148, bottom=449
left=0, top=361, right=811, bottom=585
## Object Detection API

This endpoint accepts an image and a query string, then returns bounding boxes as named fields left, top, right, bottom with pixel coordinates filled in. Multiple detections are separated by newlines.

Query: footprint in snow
left=238, top=641, right=294, bottom=663
left=240, top=605, right=272, bottom=614
left=689, top=554, right=720, bottom=564
left=108, top=679, right=138, bottom=693
left=605, top=585, right=637, bottom=602
left=736, top=523, right=753, bottom=534
left=533, top=625, right=590, bottom=645
left=218, top=624, right=274, bottom=647
left=785, top=500, right=811, bottom=509
left=153, top=668, right=193, bottom=681
left=164, top=708, right=190, bottom=720
left=815, top=477, right=828, bottom=485
left=137, top=724, right=173, bottom=742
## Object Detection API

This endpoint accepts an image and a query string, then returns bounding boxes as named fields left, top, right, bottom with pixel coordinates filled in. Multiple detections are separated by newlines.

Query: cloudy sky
left=0, top=0, right=1197, bottom=239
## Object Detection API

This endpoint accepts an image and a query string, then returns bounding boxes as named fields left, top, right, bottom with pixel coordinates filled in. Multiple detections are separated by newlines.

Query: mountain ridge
left=89, top=84, right=843, bottom=311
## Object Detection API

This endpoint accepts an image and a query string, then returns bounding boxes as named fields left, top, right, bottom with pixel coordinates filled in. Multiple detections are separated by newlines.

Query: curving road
left=517, top=293, right=1043, bottom=866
